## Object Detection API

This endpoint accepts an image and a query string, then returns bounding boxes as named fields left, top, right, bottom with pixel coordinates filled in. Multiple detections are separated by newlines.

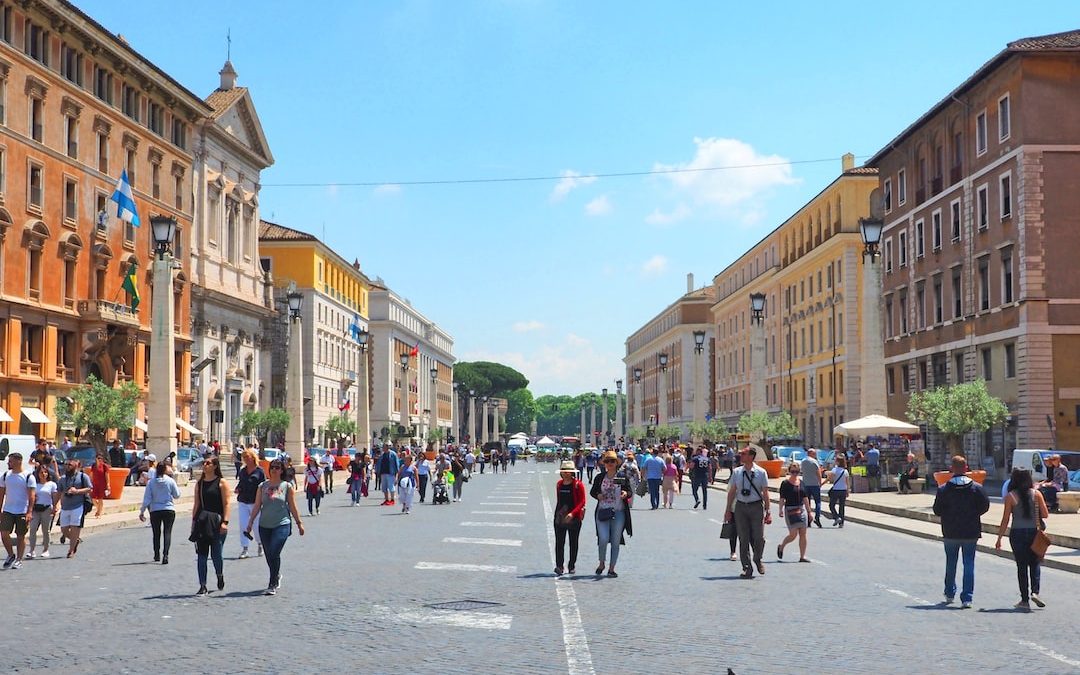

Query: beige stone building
left=867, top=29, right=1080, bottom=466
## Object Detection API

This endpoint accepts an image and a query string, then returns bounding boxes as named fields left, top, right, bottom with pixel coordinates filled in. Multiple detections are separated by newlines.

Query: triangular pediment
left=206, top=88, right=275, bottom=168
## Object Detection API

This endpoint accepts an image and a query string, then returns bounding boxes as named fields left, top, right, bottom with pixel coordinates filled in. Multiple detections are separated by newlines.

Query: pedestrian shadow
left=221, top=589, right=272, bottom=598
left=977, top=607, right=1032, bottom=614
left=699, top=575, right=747, bottom=581
left=112, top=561, right=157, bottom=567
left=518, top=573, right=558, bottom=579
left=908, top=604, right=961, bottom=611
left=142, top=593, right=198, bottom=600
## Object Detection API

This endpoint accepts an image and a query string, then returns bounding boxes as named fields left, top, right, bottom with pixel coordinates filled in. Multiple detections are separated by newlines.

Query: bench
left=174, top=473, right=189, bottom=487
left=1058, top=492, right=1080, bottom=514
left=898, top=478, right=926, bottom=494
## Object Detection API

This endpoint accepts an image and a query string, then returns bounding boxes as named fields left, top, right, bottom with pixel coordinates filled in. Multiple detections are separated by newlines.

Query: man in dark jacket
left=932, top=455, right=990, bottom=608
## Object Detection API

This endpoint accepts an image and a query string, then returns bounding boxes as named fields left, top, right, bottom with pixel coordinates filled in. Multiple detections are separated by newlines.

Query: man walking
left=585, top=448, right=598, bottom=482
left=865, top=444, right=881, bottom=492
left=56, top=459, right=92, bottom=559
left=643, top=450, right=666, bottom=510
left=0, top=453, right=36, bottom=569
left=725, top=449, right=771, bottom=579
left=689, top=446, right=710, bottom=510
left=378, top=445, right=400, bottom=506
left=932, top=455, right=990, bottom=608
left=800, top=449, right=823, bottom=528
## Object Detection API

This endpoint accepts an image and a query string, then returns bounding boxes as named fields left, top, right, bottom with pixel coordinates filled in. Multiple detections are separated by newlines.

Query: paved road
left=3, top=466, right=1080, bottom=674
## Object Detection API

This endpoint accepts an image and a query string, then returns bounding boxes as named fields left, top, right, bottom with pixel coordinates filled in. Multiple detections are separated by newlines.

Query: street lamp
left=429, top=366, right=439, bottom=450
left=658, top=353, right=669, bottom=371
left=749, top=292, right=766, bottom=324
left=399, top=351, right=410, bottom=446
left=147, top=215, right=178, bottom=463
left=284, top=289, right=304, bottom=459
left=859, top=217, right=884, bottom=259
left=614, top=379, right=624, bottom=448
left=693, top=329, right=706, bottom=354
left=356, top=327, right=370, bottom=451
left=601, top=387, right=609, bottom=448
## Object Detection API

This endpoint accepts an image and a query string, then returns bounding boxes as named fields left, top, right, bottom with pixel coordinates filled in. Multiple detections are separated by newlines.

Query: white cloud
left=512, top=320, right=545, bottom=333
left=650, top=137, right=797, bottom=224
left=550, top=170, right=597, bottom=202
left=584, top=194, right=612, bottom=216
left=461, top=333, right=624, bottom=396
left=373, top=183, right=402, bottom=196
left=645, top=203, right=691, bottom=226
left=641, top=254, right=668, bottom=276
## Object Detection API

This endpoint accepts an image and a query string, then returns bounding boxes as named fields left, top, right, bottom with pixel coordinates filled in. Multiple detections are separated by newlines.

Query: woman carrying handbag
left=553, top=460, right=586, bottom=575
left=191, top=457, right=231, bottom=597
left=995, top=468, right=1050, bottom=610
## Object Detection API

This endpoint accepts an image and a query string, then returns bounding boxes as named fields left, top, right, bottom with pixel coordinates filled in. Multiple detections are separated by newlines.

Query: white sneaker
left=39, top=551, right=50, bottom=559
left=25, top=551, right=34, bottom=559
left=239, top=549, right=249, bottom=560
left=961, top=600, right=972, bottom=609
left=1030, top=593, right=1045, bottom=608
left=3, top=554, right=14, bottom=569
left=943, top=595, right=954, bottom=605
left=10, top=560, right=21, bottom=570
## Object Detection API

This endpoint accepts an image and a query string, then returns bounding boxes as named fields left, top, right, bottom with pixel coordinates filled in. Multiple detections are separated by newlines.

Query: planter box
left=105, top=467, right=129, bottom=500
left=759, top=459, right=785, bottom=479
left=933, top=470, right=986, bottom=487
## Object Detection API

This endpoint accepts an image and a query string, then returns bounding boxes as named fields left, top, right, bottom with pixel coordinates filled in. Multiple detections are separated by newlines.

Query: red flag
left=339, top=398, right=351, bottom=412
left=409, top=342, right=419, bottom=357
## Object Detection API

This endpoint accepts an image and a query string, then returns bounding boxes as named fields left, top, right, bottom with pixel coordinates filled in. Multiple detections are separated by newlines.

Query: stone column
left=659, top=370, right=668, bottom=426
left=615, top=382, right=624, bottom=447
left=601, top=391, right=608, bottom=448
left=400, top=359, right=410, bottom=445
left=750, top=321, right=766, bottom=412
left=590, top=402, right=597, bottom=447
left=693, top=353, right=704, bottom=443
left=147, top=256, right=178, bottom=460
left=481, top=399, right=489, bottom=445
left=464, top=393, right=473, bottom=448
left=860, top=255, right=887, bottom=416
left=579, top=406, right=586, bottom=447
left=285, top=312, right=304, bottom=460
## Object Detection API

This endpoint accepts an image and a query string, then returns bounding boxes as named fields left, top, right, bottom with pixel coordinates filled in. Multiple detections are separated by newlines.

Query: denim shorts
left=380, top=474, right=396, bottom=493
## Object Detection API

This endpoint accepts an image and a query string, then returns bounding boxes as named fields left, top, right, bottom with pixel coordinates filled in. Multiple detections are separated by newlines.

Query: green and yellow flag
left=121, top=261, right=140, bottom=311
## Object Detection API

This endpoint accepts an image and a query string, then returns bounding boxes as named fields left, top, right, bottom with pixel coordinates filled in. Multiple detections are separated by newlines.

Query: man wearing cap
left=0, top=452, right=36, bottom=569
left=725, top=448, right=771, bottom=578
left=800, top=448, right=823, bottom=528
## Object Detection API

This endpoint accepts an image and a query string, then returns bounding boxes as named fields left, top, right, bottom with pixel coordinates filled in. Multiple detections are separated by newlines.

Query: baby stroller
left=431, top=478, right=450, bottom=505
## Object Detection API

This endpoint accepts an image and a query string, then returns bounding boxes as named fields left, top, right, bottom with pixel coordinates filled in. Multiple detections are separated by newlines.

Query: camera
left=740, top=488, right=751, bottom=497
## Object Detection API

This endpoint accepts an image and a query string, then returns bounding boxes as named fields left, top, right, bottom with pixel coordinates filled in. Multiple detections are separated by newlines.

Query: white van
left=0, top=435, right=37, bottom=460
left=1003, top=449, right=1080, bottom=496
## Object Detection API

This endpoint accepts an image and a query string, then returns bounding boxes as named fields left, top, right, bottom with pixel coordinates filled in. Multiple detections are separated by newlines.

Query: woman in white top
left=304, top=457, right=323, bottom=516
left=824, top=454, right=849, bottom=528
left=26, top=463, right=58, bottom=559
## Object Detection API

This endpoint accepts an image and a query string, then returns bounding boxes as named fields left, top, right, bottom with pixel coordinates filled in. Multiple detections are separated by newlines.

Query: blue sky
left=78, top=1, right=1076, bottom=395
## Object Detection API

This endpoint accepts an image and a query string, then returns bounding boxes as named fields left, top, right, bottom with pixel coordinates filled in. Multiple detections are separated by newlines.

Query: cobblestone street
left=4, top=466, right=1080, bottom=674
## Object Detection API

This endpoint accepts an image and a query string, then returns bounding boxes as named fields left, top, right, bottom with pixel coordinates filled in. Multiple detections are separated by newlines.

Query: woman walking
left=777, top=463, right=811, bottom=563
left=191, top=457, right=231, bottom=597
left=139, top=463, right=180, bottom=564
left=554, top=460, right=586, bottom=575
left=661, top=454, right=678, bottom=509
left=89, top=454, right=110, bottom=518
left=616, top=453, right=641, bottom=509
left=26, top=463, right=58, bottom=559
left=450, top=454, right=465, bottom=503
left=995, top=468, right=1050, bottom=610
left=825, top=454, right=849, bottom=528
left=397, top=455, right=418, bottom=514
left=590, top=451, right=632, bottom=577
left=244, top=460, right=305, bottom=596
left=235, top=450, right=265, bottom=558
left=348, top=451, right=366, bottom=505
left=304, top=456, right=323, bottom=516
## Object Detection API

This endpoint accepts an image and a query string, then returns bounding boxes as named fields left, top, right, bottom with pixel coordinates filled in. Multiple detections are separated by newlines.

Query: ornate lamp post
left=285, top=289, right=304, bottom=459
left=633, top=367, right=642, bottom=438
left=692, top=330, right=706, bottom=443
left=147, top=215, right=178, bottom=461
left=429, top=366, right=439, bottom=451
left=859, top=216, right=887, bottom=418
left=749, top=293, right=767, bottom=414
left=658, top=352, right=669, bottom=428
left=399, top=351, right=410, bottom=446
left=615, top=379, right=623, bottom=448
left=356, top=328, right=370, bottom=451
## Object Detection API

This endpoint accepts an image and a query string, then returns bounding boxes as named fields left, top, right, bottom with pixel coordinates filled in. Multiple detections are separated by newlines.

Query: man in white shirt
left=320, top=450, right=336, bottom=494
left=724, top=448, right=771, bottom=579
left=0, top=453, right=37, bottom=569
left=464, top=449, right=475, bottom=473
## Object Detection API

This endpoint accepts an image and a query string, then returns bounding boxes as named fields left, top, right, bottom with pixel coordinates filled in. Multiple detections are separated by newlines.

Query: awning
left=133, top=419, right=148, bottom=432
left=21, top=407, right=51, bottom=424
left=176, top=419, right=203, bottom=436
left=0, top=407, right=13, bottom=423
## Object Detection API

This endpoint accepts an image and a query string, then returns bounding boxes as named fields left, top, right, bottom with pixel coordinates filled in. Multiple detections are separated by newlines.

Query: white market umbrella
left=536, top=436, right=558, bottom=448
left=509, top=432, right=529, bottom=439
left=833, top=414, right=920, bottom=437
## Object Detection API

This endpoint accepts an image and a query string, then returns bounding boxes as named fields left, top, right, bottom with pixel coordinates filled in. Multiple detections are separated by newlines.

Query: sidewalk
left=694, top=472, right=1080, bottom=575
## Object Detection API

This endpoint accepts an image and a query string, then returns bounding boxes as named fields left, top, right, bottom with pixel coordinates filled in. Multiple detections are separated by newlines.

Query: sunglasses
left=789, top=469, right=800, bottom=474
left=603, top=459, right=616, bottom=464
left=269, top=463, right=283, bottom=470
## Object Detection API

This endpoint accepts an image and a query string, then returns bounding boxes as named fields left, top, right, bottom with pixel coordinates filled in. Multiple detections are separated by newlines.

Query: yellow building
left=711, top=155, right=878, bottom=447
left=258, top=221, right=373, bottom=446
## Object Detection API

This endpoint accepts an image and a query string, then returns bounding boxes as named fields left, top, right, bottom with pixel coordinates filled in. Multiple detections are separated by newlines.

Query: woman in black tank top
left=192, top=457, right=231, bottom=597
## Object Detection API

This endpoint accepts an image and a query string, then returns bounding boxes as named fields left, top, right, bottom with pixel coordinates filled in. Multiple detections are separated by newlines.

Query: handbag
left=597, top=507, right=615, bottom=522
left=635, top=477, right=648, bottom=497
left=720, top=521, right=735, bottom=539
left=1032, top=510, right=1051, bottom=559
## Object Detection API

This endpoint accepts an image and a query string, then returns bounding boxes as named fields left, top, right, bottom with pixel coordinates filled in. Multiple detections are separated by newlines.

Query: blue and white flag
left=349, top=314, right=362, bottom=342
left=109, top=169, right=140, bottom=227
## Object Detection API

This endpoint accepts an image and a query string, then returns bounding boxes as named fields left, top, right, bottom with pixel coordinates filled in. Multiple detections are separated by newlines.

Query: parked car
left=1003, top=449, right=1080, bottom=495
left=0, top=435, right=37, bottom=461
left=772, top=446, right=807, bottom=464
left=261, top=448, right=281, bottom=462
left=67, top=445, right=101, bottom=467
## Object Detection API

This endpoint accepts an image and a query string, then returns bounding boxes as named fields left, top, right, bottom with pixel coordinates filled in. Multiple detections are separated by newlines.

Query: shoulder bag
left=1031, top=502, right=1051, bottom=559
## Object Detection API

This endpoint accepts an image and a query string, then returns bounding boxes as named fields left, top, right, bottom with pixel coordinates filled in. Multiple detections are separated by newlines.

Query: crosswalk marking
left=443, top=537, right=522, bottom=547
left=459, top=521, right=524, bottom=528
left=414, top=562, right=517, bottom=573
left=376, top=604, right=512, bottom=631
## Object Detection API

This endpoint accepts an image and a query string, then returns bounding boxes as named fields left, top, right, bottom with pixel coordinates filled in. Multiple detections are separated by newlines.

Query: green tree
left=426, top=427, right=445, bottom=443
left=737, top=411, right=799, bottom=459
left=687, top=421, right=708, bottom=443
left=236, top=408, right=291, bottom=453
left=704, top=418, right=729, bottom=443
left=503, top=388, right=537, bottom=433
left=54, top=375, right=141, bottom=455
left=654, top=424, right=682, bottom=445
left=454, top=362, right=529, bottom=398
left=627, top=426, right=646, bottom=442
left=324, top=414, right=357, bottom=449
left=907, top=379, right=1008, bottom=455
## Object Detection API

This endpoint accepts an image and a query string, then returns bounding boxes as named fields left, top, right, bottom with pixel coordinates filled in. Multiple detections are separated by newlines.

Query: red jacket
left=556, top=479, right=587, bottom=521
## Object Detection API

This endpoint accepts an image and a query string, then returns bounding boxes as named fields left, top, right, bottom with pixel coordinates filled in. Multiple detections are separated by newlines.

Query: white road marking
left=527, top=471, right=536, bottom=474
left=376, top=604, right=512, bottom=631
left=874, top=583, right=932, bottom=606
left=443, top=537, right=522, bottom=547
left=480, top=502, right=528, bottom=506
left=414, top=562, right=517, bottom=573
left=459, top=521, right=524, bottom=528
left=472, top=510, right=526, bottom=515
left=542, top=481, right=596, bottom=675
left=541, top=471, right=552, bottom=474
left=1014, top=639, right=1080, bottom=668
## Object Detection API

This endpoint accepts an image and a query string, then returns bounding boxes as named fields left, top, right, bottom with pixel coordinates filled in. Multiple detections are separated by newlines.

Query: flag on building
left=339, top=397, right=351, bottom=412
left=109, top=169, right=140, bottom=227
left=348, top=314, right=362, bottom=342
left=409, top=342, right=419, bottom=357
left=121, top=261, right=140, bottom=311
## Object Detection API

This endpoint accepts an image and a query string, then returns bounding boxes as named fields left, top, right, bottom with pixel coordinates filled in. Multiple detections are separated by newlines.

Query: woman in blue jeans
left=995, top=468, right=1049, bottom=610
left=590, top=451, right=632, bottom=577
left=192, top=458, right=231, bottom=597
left=244, top=460, right=305, bottom=596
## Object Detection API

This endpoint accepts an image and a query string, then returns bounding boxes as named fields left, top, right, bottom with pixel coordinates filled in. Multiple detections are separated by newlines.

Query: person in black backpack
left=378, top=446, right=400, bottom=506
left=932, top=455, right=990, bottom=609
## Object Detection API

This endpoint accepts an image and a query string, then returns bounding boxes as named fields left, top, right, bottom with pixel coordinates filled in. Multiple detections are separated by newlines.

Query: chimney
left=219, top=60, right=237, bottom=90
left=842, top=152, right=855, bottom=172
left=687, top=273, right=694, bottom=294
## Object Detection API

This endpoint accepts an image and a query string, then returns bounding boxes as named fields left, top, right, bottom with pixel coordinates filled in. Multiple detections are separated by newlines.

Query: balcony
left=56, top=365, right=74, bottom=382
left=931, top=176, right=943, bottom=196
left=77, top=299, right=140, bottom=329
left=915, top=187, right=927, bottom=205
left=950, top=165, right=963, bottom=185
left=20, top=360, right=41, bottom=376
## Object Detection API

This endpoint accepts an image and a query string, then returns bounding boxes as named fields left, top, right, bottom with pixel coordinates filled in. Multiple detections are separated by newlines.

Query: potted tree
left=907, top=380, right=1008, bottom=485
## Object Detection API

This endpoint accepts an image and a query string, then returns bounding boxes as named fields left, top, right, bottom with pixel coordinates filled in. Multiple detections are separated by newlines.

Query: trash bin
left=106, top=467, right=129, bottom=500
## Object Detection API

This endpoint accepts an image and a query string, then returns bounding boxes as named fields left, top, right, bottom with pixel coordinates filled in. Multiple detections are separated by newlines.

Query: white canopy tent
left=509, top=432, right=529, bottom=439
left=536, top=436, right=558, bottom=448
left=507, top=437, right=527, bottom=448
left=833, top=414, right=920, bottom=437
